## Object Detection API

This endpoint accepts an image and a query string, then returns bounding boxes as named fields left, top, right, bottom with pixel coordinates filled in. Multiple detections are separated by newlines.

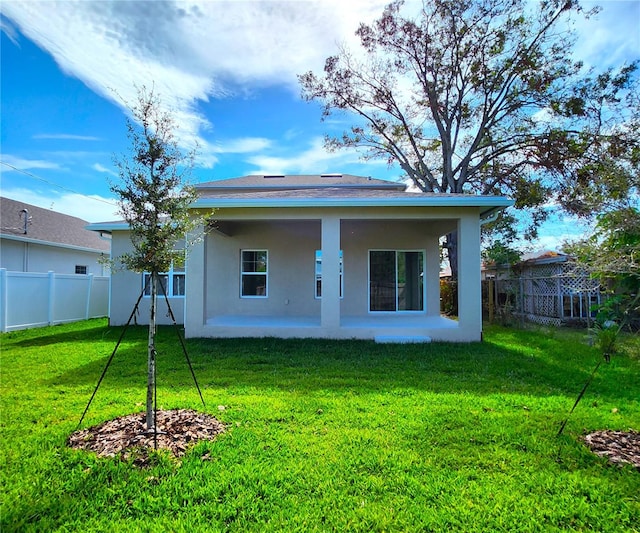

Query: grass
left=1, top=319, right=638, bottom=532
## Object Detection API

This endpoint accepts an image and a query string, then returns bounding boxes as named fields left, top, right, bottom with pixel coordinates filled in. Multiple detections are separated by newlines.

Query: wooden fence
left=481, top=261, right=602, bottom=327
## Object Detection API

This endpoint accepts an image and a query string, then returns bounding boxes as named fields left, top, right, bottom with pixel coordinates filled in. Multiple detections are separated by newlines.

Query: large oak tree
left=299, top=0, right=638, bottom=276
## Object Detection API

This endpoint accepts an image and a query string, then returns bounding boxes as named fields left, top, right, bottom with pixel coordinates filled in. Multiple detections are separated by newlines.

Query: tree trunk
left=146, top=272, right=157, bottom=431
left=445, top=231, right=459, bottom=316
left=445, top=231, right=459, bottom=280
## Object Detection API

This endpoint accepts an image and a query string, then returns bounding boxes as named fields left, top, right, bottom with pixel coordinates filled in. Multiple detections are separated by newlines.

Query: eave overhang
left=191, top=195, right=514, bottom=219
left=87, top=195, right=514, bottom=232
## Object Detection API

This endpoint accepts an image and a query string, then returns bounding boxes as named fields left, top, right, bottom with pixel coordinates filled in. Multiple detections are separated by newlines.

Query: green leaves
left=111, top=87, right=203, bottom=275
left=299, top=0, right=638, bottom=247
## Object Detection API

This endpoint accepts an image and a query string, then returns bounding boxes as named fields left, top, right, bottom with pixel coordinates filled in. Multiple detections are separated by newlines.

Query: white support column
left=184, top=224, right=206, bottom=338
left=425, top=235, right=441, bottom=317
left=47, top=270, right=55, bottom=326
left=457, top=214, right=482, bottom=340
left=321, top=216, right=341, bottom=329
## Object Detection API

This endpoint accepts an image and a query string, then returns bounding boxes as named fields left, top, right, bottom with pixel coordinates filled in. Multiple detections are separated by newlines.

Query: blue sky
left=1, top=0, right=639, bottom=251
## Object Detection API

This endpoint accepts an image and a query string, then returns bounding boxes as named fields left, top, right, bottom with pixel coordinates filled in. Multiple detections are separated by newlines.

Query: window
left=369, top=250, right=424, bottom=312
left=143, top=258, right=186, bottom=298
left=315, top=250, right=343, bottom=299
left=75, top=265, right=88, bottom=275
left=241, top=250, right=268, bottom=297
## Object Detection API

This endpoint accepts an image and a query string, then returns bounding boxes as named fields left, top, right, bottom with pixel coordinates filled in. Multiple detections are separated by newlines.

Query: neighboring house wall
left=109, top=231, right=185, bottom=326
left=0, top=197, right=111, bottom=275
left=0, top=237, right=108, bottom=275
left=0, top=239, right=25, bottom=271
left=0, top=198, right=111, bottom=331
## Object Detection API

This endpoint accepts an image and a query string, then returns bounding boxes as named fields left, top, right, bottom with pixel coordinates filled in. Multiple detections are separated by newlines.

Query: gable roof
left=193, top=174, right=513, bottom=218
left=87, top=174, right=514, bottom=232
left=196, top=174, right=406, bottom=191
left=0, top=197, right=110, bottom=252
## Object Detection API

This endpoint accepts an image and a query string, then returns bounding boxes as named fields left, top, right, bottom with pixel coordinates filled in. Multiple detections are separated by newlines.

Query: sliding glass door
left=369, top=250, right=424, bottom=312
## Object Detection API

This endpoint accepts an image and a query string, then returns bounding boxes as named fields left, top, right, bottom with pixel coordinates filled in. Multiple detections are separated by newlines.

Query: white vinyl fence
left=0, top=269, right=109, bottom=332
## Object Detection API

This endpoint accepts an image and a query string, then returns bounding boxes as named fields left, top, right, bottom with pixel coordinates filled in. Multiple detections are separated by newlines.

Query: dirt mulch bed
left=583, top=430, right=640, bottom=470
left=68, top=409, right=225, bottom=459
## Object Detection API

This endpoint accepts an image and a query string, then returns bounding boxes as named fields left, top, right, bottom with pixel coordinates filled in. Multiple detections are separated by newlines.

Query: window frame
left=142, top=258, right=186, bottom=299
left=368, top=249, right=425, bottom=313
left=314, top=249, right=344, bottom=299
left=240, top=249, right=268, bottom=298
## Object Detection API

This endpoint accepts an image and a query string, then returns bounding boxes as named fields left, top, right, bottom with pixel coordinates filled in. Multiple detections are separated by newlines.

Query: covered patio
left=204, top=313, right=459, bottom=342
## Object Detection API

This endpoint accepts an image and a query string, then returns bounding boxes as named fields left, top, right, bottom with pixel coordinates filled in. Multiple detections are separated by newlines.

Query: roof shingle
left=0, top=197, right=110, bottom=252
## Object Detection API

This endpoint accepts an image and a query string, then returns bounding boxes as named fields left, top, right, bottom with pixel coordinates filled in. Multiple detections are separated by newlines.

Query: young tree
left=299, top=0, right=638, bottom=276
left=111, top=87, right=202, bottom=432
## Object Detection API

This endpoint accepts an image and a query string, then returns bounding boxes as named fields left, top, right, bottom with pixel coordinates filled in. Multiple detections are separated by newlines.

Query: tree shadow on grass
left=4, top=324, right=134, bottom=348
left=46, top=332, right=639, bottom=404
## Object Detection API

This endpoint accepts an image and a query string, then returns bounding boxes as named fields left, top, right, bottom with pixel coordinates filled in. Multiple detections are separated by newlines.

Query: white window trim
left=314, top=249, right=344, bottom=299
left=240, top=249, right=268, bottom=299
left=368, top=249, right=426, bottom=314
left=142, top=261, right=186, bottom=299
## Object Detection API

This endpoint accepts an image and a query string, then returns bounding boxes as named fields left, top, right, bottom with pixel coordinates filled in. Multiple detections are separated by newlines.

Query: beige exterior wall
left=112, top=205, right=486, bottom=341
left=109, top=231, right=185, bottom=326
left=339, top=219, right=438, bottom=317
left=205, top=220, right=321, bottom=319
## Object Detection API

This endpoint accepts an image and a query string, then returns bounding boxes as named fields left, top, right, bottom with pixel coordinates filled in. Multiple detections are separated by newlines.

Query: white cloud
left=514, top=210, right=591, bottom=252
left=0, top=154, right=61, bottom=172
left=0, top=187, right=120, bottom=223
left=572, top=1, right=640, bottom=69
left=92, top=163, right=118, bottom=177
left=1, top=0, right=388, bottom=158
left=33, top=133, right=101, bottom=141
left=246, top=136, right=382, bottom=174
left=0, top=16, right=19, bottom=45
left=212, top=137, right=272, bottom=154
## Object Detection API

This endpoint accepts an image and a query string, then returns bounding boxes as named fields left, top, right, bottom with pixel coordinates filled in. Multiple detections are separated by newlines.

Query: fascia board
left=0, top=233, right=108, bottom=254
left=85, top=222, right=130, bottom=233
left=90, top=197, right=514, bottom=230
left=192, top=196, right=514, bottom=212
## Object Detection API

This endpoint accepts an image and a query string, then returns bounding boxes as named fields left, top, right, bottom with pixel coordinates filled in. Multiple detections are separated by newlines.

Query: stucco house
left=0, top=197, right=110, bottom=275
left=89, top=174, right=512, bottom=342
left=0, top=197, right=111, bottom=332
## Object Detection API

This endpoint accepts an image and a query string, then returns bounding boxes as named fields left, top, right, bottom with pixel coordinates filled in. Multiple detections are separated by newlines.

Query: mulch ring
left=583, top=430, right=640, bottom=470
left=68, top=409, right=226, bottom=461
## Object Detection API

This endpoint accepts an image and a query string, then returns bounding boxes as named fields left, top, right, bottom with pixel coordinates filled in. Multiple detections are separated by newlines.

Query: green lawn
left=1, top=319, right=638, bottom=532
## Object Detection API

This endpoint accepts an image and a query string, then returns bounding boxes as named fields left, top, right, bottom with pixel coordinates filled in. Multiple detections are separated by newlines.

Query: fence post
left=48, top=271, right=55, bottom=326
left=0, top=269, right=7, bottom=333
left=86, top=274, right=93, bottom=319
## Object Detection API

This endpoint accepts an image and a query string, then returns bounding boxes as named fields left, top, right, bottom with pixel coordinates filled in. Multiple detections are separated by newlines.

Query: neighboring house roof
left=482, top=250, right=573, bottom=272
left=518, top=250, right=570, bottom=265
left=0, top=197, right=110, bottom=253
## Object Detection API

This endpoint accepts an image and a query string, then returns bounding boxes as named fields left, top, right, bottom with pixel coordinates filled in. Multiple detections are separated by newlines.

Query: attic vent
left=320, top=173, right=342, bottom=178
left=263, top=175, right=285, bottom=179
